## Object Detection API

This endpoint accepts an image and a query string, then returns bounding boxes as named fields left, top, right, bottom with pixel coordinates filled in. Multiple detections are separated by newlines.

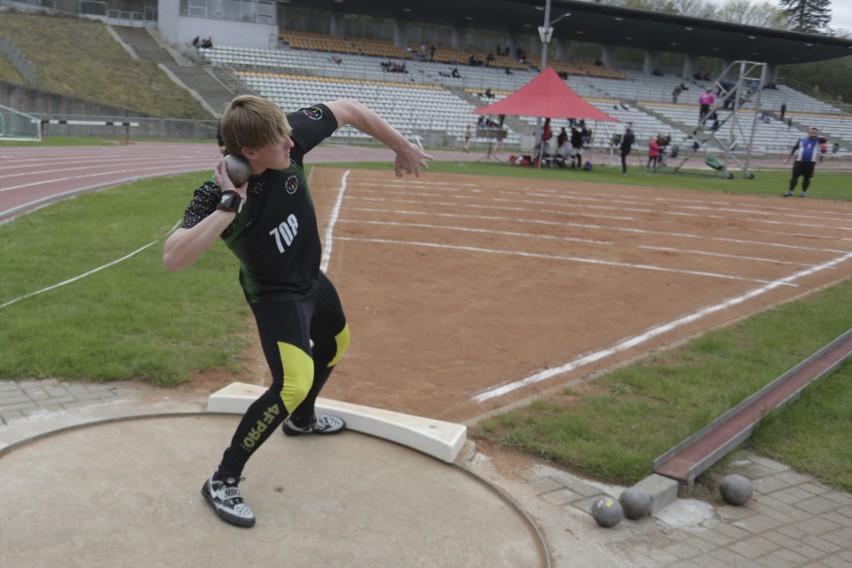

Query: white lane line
left=0, top=168, right=211, bottom=222
left=638, top=245, right=815, bottom=267
left=336, top=236, right=786, bottom=284
left=320, top=169, right=350, bottom=273
left=354, top=195, right=637, bottom=221
left=347, top=206, right=849, bottom=254
left=338, top=219, right=613, bottom=246
left=472, top=250, right=852, bottom=403
left=0, top=161, right=211, bottom=193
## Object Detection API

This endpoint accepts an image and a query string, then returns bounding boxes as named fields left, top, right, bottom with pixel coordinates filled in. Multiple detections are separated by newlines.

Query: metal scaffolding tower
left=673, top=60, right=767, bottom=179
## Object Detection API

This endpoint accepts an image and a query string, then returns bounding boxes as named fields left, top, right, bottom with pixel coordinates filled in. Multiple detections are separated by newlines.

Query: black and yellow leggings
left=217, top=272, right=350, bottom=479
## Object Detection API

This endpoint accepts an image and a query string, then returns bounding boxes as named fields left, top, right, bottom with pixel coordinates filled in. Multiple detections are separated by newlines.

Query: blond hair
left=220, top=95, right=291, bottom=157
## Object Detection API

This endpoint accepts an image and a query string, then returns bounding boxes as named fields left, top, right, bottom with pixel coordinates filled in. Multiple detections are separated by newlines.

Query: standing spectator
left=647, top=136, right=661, bottom=170
left=780, top=102, right=787, bottom=120
left=463, top=124, right=473, bottom=153
left=163, top=95, right=432, bottom=528
left=698, top=89, right=715, bottom=122
left=570, top=125, right=584, bottom=168
left=541, top=118, right=553, bottom=147
left=783, top=127, right=820, bottom=197
left=619, top=125, right=635, bottom=176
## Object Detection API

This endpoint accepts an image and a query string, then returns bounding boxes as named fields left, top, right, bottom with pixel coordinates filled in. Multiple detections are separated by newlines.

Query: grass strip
left=474, top=280, right=852, bottom=488
left=0, top=172, right=251, bottom=385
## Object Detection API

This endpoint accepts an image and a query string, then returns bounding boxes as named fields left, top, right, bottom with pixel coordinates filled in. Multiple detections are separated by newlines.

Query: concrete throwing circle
left=0, top=414, right=547, bottom=567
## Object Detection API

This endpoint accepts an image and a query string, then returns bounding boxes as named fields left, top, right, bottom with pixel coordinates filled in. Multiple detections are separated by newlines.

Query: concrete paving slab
left=0, top=414, right=547, bottom=568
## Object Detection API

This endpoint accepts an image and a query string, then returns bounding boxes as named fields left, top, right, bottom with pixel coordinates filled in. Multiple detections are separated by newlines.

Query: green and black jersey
left=179, top=104, right=338, bottom=303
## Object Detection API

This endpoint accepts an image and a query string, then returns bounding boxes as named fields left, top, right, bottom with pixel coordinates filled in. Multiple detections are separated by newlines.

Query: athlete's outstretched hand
left=394, top=141, right=433, bottom=178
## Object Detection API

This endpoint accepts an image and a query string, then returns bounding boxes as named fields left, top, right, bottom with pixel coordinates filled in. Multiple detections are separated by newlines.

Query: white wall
left=157, top=0, right=278, bottom=50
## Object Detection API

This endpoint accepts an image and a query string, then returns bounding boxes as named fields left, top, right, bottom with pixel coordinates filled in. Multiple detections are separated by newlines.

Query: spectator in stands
left=463, top=124, right=473, bottom=153
left=192, top=36, right=200, bottom=49
left=164, top=95, right=433, bottom=529
left=783, top=126, right=820, bottom=197
left=698, top=89, right=715, bottom=122
left=505, top=68, right=513, bottom=76
left=451, top=67, right=461, bottom=79
left=780, top=102, right=787, bottom=120
left=709, top=111, right=721, bottom=132
left=430, top=45, right=436, bottom=61
left=619, top=124, right=636, bottom=176
left=672, top=82, right=687, bottom=103
left=331, top=55, right=342, bottom=65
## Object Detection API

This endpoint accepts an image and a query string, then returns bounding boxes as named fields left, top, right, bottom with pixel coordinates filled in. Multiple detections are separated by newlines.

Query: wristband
left=217, top=190, right=243, bottom=214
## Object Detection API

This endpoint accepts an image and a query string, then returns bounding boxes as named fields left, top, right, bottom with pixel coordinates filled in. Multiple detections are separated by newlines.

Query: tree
left=778, top=0, right=832, bottom=33
left=715, top=0, right=785, bottom=27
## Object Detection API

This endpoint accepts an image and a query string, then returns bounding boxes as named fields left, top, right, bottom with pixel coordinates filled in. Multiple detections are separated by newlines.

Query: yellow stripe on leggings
left=277, top=342, right=314, bottom=414
left=328, top=323, right=351, bottom=368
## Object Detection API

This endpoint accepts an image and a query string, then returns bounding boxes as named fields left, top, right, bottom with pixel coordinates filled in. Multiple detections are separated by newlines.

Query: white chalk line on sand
left=472, top=250, right=852, bottom=403
left=336, top=236, right=793, bottom=285
left=320, top=170, right=350, bottom=273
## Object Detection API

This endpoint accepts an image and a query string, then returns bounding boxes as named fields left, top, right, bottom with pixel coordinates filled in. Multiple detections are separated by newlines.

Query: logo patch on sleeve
left=303, top=107, right=323, bottom=120
left=285, top=175, right=299, bottom=194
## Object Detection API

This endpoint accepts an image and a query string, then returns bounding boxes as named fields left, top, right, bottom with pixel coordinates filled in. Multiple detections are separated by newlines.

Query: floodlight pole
left=539, top=0, right=552, bottom=72
left=536, top=0, right=569, bottom=168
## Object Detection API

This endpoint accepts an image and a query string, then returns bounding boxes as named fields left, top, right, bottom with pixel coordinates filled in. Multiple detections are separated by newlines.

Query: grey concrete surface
left=2, top=379, right=851, bottom=568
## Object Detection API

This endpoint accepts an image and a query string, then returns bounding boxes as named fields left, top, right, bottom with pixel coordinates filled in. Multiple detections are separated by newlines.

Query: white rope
left=0, top=220, right=181, bottom=310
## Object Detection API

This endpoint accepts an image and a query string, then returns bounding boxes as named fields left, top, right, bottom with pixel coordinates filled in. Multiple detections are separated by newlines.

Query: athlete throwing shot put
left=163, top=95, right=432, bottom=527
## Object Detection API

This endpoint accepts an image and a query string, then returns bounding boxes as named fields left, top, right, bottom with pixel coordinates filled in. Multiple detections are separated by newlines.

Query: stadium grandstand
left=1, top=0, right=851, bottom=160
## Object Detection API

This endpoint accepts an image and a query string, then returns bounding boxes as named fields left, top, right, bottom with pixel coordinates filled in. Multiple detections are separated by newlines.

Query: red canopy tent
left=474, top=66, right=619, bottom=121
left=474, top=67, right=619, bottom=167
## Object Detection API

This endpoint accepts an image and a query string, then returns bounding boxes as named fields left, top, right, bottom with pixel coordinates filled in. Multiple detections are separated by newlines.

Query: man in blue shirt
left=784, top=127, right=819, bottom=197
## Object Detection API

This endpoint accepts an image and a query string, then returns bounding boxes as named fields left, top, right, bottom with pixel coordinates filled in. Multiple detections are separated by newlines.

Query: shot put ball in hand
left=222, top=154, right=251, bottom=186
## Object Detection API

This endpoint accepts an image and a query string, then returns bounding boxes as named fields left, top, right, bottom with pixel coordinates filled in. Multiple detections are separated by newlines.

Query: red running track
left=0, top=142, right=467, bottom=224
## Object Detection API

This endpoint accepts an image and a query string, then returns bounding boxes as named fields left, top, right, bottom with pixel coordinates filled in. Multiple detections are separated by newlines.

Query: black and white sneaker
left=282, top=414, right=346, bottom=437
left=201, top=475, right=255, bottom=528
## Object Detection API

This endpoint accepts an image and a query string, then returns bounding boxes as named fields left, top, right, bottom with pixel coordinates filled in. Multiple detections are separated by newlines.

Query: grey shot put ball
left=591, top=497, right=624, bottom=528
left=719, top=474, right=753, bottom=506
left=223, top=154, right=251, bottom=186
left=619, top=487, right=652, bottom=519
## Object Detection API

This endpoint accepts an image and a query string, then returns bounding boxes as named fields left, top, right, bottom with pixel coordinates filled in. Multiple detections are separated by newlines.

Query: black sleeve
left=286, top=103, right=339, bottom=167
left=179, top=179, right=221, bottom=229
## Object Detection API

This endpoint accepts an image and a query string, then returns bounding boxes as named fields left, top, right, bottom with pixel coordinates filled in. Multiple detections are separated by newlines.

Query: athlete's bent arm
left=163, top=159, right=246, bottom=272
left=325, top=99, right=433, bottom=177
